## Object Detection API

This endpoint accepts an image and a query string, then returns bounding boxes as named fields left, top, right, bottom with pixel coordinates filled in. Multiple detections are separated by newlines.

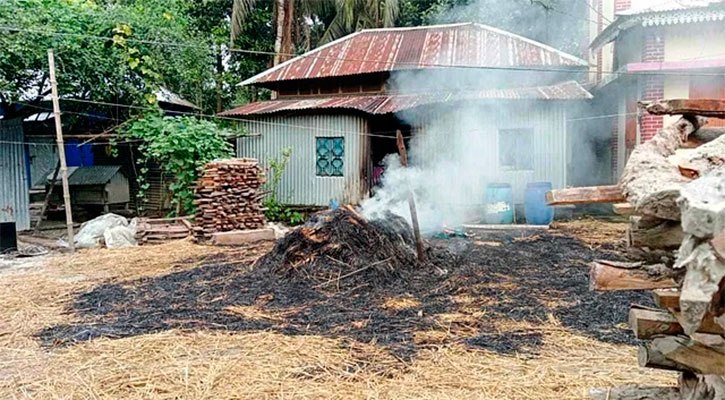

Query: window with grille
left=316, top=137, right=344, bottom=176
left=499, top=128, right=534, bottom=170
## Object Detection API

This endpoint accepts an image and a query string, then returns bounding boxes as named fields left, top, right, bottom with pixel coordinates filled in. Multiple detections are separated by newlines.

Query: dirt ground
left=0, top=219, right=675, bottom=399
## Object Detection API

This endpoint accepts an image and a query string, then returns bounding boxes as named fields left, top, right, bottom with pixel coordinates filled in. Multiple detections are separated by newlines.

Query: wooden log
left=684, top=127, right=725, bottom=148
left=620, top=117, right=702, bottom=221
left=545, top=185, right=625, bottom=206
left=629, top=308, right=682, bottom=339
left=679, top=371, right=725, bottom=400
left=653, top=288, right=681, bottom=310
left=589, top=261, right=678, bottom=291
left=589, top=385, right=680, bottom=400
left=641, top=98, right=725, bottom=118
left=639, top=335, right=725, bottom=375
left=629, top=307, right=725, bottom=338
left=626, top=216, right=683, bottom=249
left=613, top=202, right=636, bottom=216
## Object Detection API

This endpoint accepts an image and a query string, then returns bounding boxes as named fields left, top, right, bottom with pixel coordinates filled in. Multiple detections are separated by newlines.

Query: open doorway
left=368, top=115, right=411, bottom=193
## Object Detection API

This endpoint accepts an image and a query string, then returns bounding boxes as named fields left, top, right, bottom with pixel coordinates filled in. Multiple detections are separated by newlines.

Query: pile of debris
left=256, top=205, right=450, bottom=289
left=193, top=159, right=266, bottom=241
left=551, top=99, right=725, bottom=399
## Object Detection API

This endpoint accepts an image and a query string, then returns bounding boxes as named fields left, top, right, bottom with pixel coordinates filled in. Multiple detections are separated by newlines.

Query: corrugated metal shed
left=242, top=23, right=588, bottom=86
left=236, top=114, right=369, bottom=206
left=220, top=81, right=592, bottom=116
left=0, top=119, right=30, bottom=230
left=49, top=165, right=123, bottom=186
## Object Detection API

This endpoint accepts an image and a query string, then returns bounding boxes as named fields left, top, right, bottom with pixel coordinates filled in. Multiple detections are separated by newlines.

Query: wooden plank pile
left=561, top=99, right=725, bottom=399
left=192, top=158, right=266, bottom=241
left=135, top=217, right=193, bottom=244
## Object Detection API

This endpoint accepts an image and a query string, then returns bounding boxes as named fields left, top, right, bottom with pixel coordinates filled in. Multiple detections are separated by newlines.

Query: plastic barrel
left=484, top=183, right=514, bottom=224
left=0, top=222, right=17, bottom=253
left=524, top=181, right=554, bottom=225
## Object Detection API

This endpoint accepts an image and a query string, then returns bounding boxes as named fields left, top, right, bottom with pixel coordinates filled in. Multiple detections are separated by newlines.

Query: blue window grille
left=316, top=137, right=344, bottom=176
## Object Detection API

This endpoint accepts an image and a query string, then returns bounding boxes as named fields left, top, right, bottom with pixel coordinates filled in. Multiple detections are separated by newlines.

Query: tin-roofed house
left=220, top=23, right=593, bottom=207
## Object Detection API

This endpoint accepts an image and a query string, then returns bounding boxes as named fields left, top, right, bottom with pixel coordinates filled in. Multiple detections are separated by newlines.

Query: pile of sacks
left=74, top=214, right=137, bottom=249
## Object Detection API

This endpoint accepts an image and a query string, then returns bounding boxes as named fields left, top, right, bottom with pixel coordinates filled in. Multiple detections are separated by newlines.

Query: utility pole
left=47, top=49, right=75, bottom=251
left=396, top=130, right=424, bottom=263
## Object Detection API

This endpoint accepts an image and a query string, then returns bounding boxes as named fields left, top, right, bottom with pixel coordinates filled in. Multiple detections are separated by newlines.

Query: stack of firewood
left=135, top=217, right=193, bottom=245
left=548, top=99, right=725, bottom=399
left=192, top=158, right=266, bottom=241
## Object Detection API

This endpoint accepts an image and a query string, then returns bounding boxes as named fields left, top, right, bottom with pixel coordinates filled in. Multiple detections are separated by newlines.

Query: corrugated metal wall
left=237, top=114, right=369, bottom=206
left=0, top=119, right=30, bottom=230
left=410, top=102, right=568, bottom=204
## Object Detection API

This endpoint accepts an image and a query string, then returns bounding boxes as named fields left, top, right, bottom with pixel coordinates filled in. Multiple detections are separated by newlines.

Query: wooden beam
left=639, top=335, right=725, bottom=375
left=670, top=310, right=725, bottom=336
left=396, top=129, right=424, bottom=263
left=652, top=289, right=680, bottom=310
left=589, top=262, right=678, bottom=291
left=613, top=202, right=635, bottom=216
left=589, top=385, right=680, bottom=400
left=626, top=216, right=683, bottom=249
left=629, top=308, right=682, bottom=339
left=545, top=185, right=625, bottom=206
left=641, top=98, right=725, bottom=118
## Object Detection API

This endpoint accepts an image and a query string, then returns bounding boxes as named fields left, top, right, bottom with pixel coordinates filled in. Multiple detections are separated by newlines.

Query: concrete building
left=588, top=0, right=725, bottom=177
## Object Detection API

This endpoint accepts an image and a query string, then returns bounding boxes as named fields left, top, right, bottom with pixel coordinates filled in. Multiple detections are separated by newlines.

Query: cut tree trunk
left=620, top=117, right=702, bottom=221
left=545, top=185, right=624, bottom=206
left=627, top=215, right=684, bottom=249
left=629, top=308, right=724, bottom=339
left=589, top=261, right=678, bottom=291
left=589, top=385, right=680, bottom=400
left=639, top=335, right=725, bottom=375
left=653, top=289, right=681, bottom=310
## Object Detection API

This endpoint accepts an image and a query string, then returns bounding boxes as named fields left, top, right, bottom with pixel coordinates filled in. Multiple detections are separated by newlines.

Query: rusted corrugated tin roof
left=241, top=23, right=588, bottom=86
left=219, top=81, right=592, bottom=117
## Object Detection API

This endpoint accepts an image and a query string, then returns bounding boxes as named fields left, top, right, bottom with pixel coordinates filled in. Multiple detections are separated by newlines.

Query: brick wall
left=615, top=0, right=631, bottom=12
left=639, top=30, right=665, bottom=141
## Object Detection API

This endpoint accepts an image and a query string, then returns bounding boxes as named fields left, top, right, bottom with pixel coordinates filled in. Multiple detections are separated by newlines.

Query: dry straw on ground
left=0, top=223, right=676, bottom=399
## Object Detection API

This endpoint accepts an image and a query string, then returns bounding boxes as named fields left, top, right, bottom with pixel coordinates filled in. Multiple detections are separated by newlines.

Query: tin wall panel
left=411, top=102, right=568, bottom=205
left=0, top=119, right=30, bottom=230
left=237, top=114, right=368, bottom=206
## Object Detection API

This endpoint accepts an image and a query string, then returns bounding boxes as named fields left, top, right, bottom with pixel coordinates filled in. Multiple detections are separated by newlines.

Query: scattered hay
left=380, top=296, right=421, bottom=311
left=553, top=218, right=628, bottom=247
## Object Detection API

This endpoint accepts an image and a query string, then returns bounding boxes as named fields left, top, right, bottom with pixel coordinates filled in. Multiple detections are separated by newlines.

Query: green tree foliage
left=121, top=114, right=234, bottom=215
left=0, top=0, right=213, bottom=117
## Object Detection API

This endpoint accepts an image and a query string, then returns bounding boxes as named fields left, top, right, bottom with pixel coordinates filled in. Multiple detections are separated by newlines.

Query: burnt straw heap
left=256, top=205, right=452, bottom=289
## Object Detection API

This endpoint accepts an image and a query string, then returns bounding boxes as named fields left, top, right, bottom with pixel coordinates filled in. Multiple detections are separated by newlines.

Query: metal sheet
left=410, top=102, right=568, bottom=205
left=0, top=119, right=30, bottom=230
left=237, top=114, right=368, bottom=206
left=242, top=23, right=588, bottom=86
left=220, top=81, right=592, bottom=117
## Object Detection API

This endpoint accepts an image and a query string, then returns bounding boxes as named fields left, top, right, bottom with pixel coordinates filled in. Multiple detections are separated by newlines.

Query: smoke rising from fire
left=360, top=0, right=610, bottom=231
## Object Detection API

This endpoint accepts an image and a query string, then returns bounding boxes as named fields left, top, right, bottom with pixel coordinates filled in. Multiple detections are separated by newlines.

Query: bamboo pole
left=47, top=49, right=75, bottom=251
left=396, top=130, right=424, bottom=263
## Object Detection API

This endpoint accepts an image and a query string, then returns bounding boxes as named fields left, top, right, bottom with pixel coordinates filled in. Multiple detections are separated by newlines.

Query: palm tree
left=320, top=0, right=400, bottom=44
left=230, top=0, right=400, bottom=66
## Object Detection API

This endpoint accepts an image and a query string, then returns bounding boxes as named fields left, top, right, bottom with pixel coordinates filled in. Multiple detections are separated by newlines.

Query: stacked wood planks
left=193, top=158, right=266, bottom=241
left=135, top=217, right=192, bottom=244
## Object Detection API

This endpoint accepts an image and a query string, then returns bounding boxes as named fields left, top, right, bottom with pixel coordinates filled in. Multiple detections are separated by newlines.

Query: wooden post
left=47, top=49, right=75, bottom=251
left=396, top=130, right=424, bottom=263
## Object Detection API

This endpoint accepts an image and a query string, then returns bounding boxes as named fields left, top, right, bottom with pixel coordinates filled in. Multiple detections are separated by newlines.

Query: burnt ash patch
left=38, top=225, right=651, bottom=358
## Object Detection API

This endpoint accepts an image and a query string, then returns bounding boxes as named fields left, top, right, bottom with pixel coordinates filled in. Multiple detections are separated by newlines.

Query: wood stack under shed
left=192, top=158, right=266, bottom=241
left=548, top=99, right=725, bottom=399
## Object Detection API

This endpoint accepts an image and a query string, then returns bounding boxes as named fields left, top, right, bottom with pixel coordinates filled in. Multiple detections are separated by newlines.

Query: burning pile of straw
left=256, top=205, right=450, bottom=289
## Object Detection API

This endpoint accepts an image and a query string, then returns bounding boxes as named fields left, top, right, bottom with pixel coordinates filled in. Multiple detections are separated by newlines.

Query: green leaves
left=122, top=114, right=235, bottom=216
